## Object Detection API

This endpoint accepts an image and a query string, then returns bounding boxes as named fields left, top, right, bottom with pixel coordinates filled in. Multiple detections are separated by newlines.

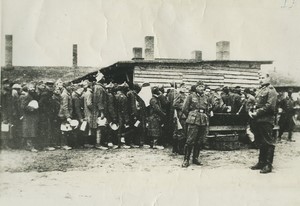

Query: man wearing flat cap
left=148, top=86, right=166, bottom=150
left=115, top=82, right=130, bottom=148
left=58, top=82, right=73, bottom=150
left=1, top=79, right=12, bottom=149
left=93, top=72, right=109, bottom=150
left=20, top=83, right=39, bottom=152
left=11, top=84, right=22, bottom=148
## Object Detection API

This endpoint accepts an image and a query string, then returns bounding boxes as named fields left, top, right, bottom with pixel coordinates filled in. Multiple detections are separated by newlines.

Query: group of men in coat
left=0, top=73, right=150, bottom=152
left=1, top=71, right=294, bottom=174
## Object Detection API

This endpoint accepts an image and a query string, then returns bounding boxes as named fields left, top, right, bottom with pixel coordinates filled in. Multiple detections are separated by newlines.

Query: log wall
left=133, top=64, right=260, bottom=89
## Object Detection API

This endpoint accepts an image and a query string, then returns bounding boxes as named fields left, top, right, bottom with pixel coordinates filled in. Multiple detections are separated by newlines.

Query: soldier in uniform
left=249, top=73, right=278, bottom=174
left=182, top=84, right=209, bottom=167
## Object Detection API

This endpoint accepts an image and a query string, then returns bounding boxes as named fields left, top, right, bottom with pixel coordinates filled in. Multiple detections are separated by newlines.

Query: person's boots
left=182, top=145, right=192, bottom=168
left=260, top=145, right=274, bottom=174
left=192, top=145, right=203, bottom=166
left=251, top=146, right=267, bottom=170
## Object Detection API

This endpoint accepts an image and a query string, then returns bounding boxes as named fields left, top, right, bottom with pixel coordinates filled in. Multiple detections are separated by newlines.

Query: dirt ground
left=1, top=133, right=300, bottom=206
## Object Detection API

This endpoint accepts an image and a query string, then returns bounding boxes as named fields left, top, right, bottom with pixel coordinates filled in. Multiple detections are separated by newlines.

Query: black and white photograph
left=1, top=0, right=300, bottom=205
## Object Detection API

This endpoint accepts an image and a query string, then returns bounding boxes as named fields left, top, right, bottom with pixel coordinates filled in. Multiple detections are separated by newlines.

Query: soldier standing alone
left=182, top=84, right=209, bottom=167
left=249, top=73, right=278, bottom=174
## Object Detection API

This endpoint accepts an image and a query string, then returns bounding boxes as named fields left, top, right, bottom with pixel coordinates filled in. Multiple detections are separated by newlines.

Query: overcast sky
left=1, top=0, right=300, bottom=77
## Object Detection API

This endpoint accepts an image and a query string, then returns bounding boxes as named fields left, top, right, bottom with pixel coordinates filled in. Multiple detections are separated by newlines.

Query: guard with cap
left=249, top=73, right=278, bottom=174
left=182, top=84, right=209, bottom=167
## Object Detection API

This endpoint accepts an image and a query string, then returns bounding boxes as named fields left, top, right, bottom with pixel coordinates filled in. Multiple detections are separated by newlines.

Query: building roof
left=100, top=59, right=272, bottom=72
left=72, top=58, right=273, bottom=83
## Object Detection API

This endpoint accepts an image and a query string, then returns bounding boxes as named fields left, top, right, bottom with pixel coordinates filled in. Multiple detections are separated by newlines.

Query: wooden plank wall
left=133, top=64, right=260, bottom=89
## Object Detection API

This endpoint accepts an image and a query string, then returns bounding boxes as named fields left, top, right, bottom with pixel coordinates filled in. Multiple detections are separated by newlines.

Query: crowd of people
left=1, top=72, right=299, bottom=173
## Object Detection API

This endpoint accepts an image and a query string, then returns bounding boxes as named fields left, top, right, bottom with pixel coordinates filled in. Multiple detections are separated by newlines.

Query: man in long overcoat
left=20, top=84, right=39, bottom=152
left=148, top=86, right=166, bottom=149
left=249, top=73, right=278, bottom=174
left=58, top=82, right=73, bottom=150
left=93, top=73, right=108, bottom=149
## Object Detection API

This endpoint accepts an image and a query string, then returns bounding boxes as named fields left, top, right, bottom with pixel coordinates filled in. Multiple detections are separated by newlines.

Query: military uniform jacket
left=183, top=92, right=209, bottom=126
left=255, top=84, right=277, bottom=124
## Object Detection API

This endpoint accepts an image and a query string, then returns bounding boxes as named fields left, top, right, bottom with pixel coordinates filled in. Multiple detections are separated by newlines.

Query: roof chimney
left=73, top=44, right=78, bottom=67
left=145, top=36, right=154, bottom=60
left=5, top=35, right=13, bottom=67
left=132, top=47, right=143, bottom=60
left=191, top=50, right=202, bottom=61
left=216, top=41, right=230, bottom=60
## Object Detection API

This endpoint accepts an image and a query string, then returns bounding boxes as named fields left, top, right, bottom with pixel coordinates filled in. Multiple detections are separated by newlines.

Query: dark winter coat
left=148, top=95, right=166, bottom=137
left=255, top=84, right=278, bottom=124
left=20, top=92, right=39, bottom=138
